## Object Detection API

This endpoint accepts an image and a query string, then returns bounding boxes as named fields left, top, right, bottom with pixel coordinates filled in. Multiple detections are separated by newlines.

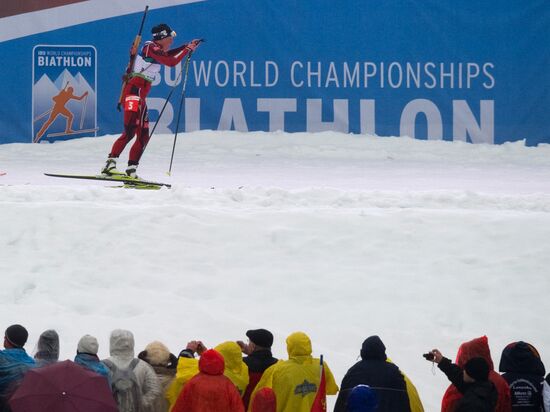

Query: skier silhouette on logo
left=35, top=84, right=88, bottom=142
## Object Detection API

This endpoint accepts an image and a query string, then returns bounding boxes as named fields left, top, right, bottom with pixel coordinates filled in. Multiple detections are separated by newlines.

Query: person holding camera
left=426, top=349, right=498, bottom=412
left=171, top=349, right=244, bottom=412
left=436, top=336, right=511, bottom=412
left=237, top=328, right=278, bottom=409
left=166, top=340, right=249, bottom=409
left=166, top=340, right=208, bottom=408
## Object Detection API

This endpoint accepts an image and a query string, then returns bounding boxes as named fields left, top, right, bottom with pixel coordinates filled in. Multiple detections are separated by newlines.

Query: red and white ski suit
left=109, top=41, right=192, bottom=165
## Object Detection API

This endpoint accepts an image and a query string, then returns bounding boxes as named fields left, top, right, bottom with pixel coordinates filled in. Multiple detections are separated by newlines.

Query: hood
left=455, top=336, right=494, bottom=370
left=35, top=329, right=60, bottom=361
left=215, top=341, right=244, bottom=374
left=286, top=332, right=312, bottom=357
left=109, top=329, right=135, bottom=359
left=251, top=387, right=277, bottom=412
left=499, top=341, right=545, bottom=376
left=360, top=336, right=387, bottom=361
left=199, top=349, right=224, bottom=376
left=214, top=341, right=249, bottom=392
left=142, top=341, right=171, bottom=366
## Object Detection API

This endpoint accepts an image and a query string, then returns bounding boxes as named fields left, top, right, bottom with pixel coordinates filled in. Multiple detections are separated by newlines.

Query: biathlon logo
left=32, top=45, right=97, bottom=143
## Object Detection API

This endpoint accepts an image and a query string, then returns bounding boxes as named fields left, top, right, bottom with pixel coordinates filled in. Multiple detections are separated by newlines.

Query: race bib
left=124, top=95, right=140, bottom=112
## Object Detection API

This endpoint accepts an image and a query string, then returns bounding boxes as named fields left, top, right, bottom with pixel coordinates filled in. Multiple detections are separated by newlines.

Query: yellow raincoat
left=402, top=372, right=424, bottom=412
left=249, top=332, right=339, bottom=412
left=166, top=342, right=249, bottom=410
left=214, top=341, right=250, bottom=396
left=387, top=358, right=424, bottom=412
left=166, top=356, right=199, bottom=409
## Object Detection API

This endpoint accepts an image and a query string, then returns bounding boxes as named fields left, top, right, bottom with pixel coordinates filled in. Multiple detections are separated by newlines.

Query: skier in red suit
left=102, top=23, right=201, bottom=178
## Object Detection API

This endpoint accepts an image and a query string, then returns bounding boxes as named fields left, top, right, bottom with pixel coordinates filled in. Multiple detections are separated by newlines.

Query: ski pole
left=150, top=39, right=204, bottom=140
left=80, top=93, right=88, bottom=130
left=141, top=40, right=203, bottom=166
left=33, top=108, right=52, bottom=122
left=139, top=65, right=185, bottom=164
left=167, top=52, right=192, bottom=176
left=148, top=68, right=185, bottom=140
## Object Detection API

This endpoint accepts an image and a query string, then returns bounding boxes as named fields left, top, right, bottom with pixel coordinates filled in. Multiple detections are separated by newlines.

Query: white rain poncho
left=34, top=329, right=59, bottom=367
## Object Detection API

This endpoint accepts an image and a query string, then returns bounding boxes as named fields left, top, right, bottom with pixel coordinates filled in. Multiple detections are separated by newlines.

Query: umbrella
left=10, top=360, right=117, bottom=412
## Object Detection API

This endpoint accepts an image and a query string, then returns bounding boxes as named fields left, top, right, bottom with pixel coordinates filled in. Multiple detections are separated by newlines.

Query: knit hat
left=5, top=324, right=28, bottom=348
left=246, top=329, right=274, bottom=348
left=464, top=357, right=490, bottom=381
left=77, top=335, right=99, bottom=355
left=152, top=23, right=176, bottom=40
left=347, top=385, right=379, bottom=412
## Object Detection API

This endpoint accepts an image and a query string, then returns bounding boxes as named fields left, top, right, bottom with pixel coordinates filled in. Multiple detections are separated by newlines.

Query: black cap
left=5, top=324, right=29, bottom=348
left=464, top=357, right=490, bottom=381
left=152, top=24, right=175, bottom=40
left=246, top=329, right=274, bottom=348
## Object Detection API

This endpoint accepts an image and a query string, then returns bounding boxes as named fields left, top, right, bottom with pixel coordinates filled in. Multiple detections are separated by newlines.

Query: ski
left=210, top=186, right=244, bottom=190
left=44, top=173, right=171, bottom=188
left=121, top=183, right=162, bottom=190
left=46, top=128, right=99, bottom=138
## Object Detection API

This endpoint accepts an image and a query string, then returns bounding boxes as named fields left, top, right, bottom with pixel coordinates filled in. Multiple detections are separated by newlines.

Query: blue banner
left=0, top=0, right=548, bottom=145
left=32, top=45, right=97, bottom=143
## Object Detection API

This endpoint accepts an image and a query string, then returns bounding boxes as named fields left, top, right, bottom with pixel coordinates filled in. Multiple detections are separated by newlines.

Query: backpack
left=104, top=358, right=142, bottom=412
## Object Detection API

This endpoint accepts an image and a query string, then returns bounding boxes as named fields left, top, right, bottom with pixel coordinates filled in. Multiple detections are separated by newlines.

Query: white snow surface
left=1, top=131, right=550, bottom=410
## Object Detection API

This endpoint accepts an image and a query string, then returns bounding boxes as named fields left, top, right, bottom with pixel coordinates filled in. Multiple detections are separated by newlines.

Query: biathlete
left=102, top=23, right=201, bottom=178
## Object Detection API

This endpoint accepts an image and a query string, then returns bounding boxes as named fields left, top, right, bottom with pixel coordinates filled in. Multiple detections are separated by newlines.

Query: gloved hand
left=186, top=39, right=202, bottom=52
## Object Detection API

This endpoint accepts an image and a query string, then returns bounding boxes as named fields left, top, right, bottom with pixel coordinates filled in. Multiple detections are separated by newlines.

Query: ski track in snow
left=1, top=130, right=550, bottom=410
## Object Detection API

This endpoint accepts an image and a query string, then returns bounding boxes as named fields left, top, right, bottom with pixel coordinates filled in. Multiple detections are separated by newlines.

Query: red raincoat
left=251, top=387, right=276, bottom=412
left=441, top=336, right=511, bottom=412
left=172, top=349, right=244, bottom=412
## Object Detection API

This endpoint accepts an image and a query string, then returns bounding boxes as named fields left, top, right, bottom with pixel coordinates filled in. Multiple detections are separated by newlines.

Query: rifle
left=117, top=6, right=149, bottom=111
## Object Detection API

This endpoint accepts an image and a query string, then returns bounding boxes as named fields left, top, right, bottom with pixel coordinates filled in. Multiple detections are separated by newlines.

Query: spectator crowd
left=0, top=324, right=548, bottom=412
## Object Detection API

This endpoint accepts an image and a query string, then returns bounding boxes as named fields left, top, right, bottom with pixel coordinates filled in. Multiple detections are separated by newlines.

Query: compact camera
left=423, top=352, right=435, bottom=361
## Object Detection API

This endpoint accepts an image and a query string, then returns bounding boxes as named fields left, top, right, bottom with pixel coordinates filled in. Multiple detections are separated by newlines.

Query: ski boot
left=125, top=164, right=139, bottom=179
left=101, top=157, right=120, bottom=175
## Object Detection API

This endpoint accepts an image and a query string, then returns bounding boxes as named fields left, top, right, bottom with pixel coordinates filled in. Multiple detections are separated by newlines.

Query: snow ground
left=1, top=131, right=550, bottom=410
